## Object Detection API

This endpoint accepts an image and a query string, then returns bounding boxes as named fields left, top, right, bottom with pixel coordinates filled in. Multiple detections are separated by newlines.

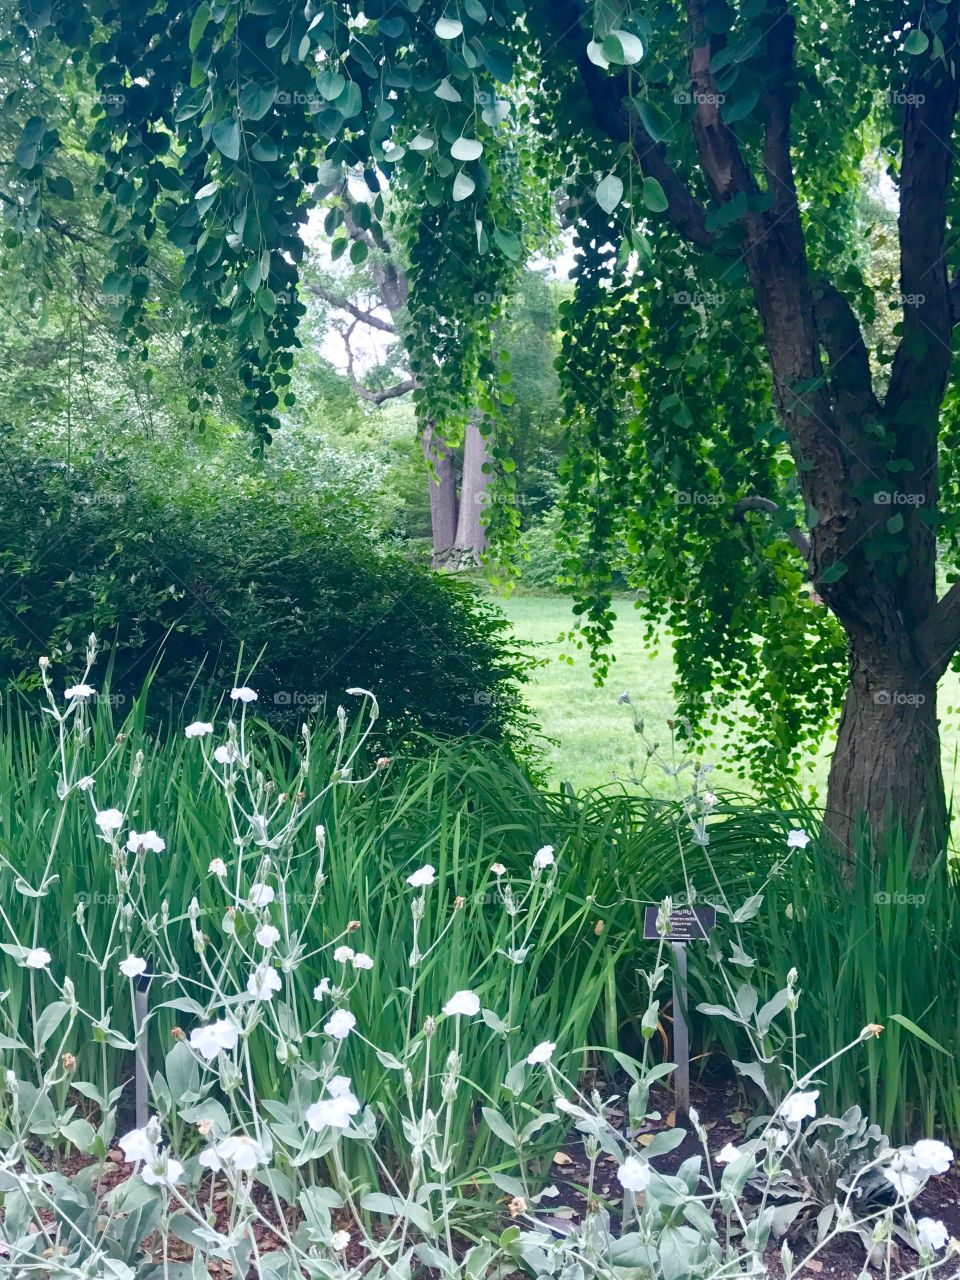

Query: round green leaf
left=595, top=173, right=624, bottom=213
left=642, top=176, right=669, bottom=213
left=451, top=137, right=483, bottom=162
left=453, top=171, right=476, bottom=201
left=435, top=16, right=464, bottom=38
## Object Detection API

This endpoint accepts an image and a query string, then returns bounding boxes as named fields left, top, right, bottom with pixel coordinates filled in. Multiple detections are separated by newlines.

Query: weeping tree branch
left=733, top=496, right=811, bottom=558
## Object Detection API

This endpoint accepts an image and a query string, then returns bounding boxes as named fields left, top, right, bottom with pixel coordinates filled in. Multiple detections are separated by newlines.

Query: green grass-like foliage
left=0, top=678, right=783, bottom=1176
left=752, top=826, right=960, bottom=1145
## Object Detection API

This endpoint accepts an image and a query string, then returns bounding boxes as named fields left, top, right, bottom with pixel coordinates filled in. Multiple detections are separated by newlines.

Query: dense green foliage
left=0, top=441, right=535, bottom=751
left=13, top=0, right=960, bottom=821
left=3, top=680, right=956, bottom=1147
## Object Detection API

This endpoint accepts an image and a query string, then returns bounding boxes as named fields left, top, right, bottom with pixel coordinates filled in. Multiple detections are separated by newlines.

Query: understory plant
left=0, top=654, right=956, bottom=1278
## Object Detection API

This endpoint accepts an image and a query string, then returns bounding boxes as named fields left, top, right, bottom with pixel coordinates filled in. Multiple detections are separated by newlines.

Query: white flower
left=330, top=1230, right=351, bottom=1252
left=120, top=955, right=147, bottom=979
left=443, top=990, right=480, bottom=1017
left=230, top=686, right=257, bottom=703
left=248, top=884, right=275, bottom=908
left=214, top=743, right=239, bottom=765
left=313, top=978, right=331, bottom=999
left=533, top=845, right=555, bottom=871
left=118, top=1124, right=159, bottom=1164
left=95, top=808, right=124, bottom=833
left=786, top=828, right=810, bottom=848
left=189, top=1018, right=239, bottom=1061
left=23, top=948, right=51, bottom=970
left=199, top=1134, right=266, bottom=1173
left=141, top=1153, right=184, bottom=1187
left=77, top=776, right=95, bottom=792
left=352, top=952, right=374, bottom=970
left=701, top=791, right=718, bottom=809
left=717, top=1142, right=741, bottom=1164
left=185, top=721, right=214, bottom=738
left=256, top=924, right=280, bottom=948
left=779, top=1089, right=818, bottom=1125
left=917, top=1218, right=949, bottom=1253
left=617, top=1156, right=650, bottom=1192
left=490, top=862, right=506, bottom=876
left=126, top=829, right=166, bottom=854
left=64, top=683, right=95, bottom=700
left=208, top=857, right=227, bottom=877
left=526, top=1041, right=556, bottom=1066
left=333, top=945, right=355, bottom=964
left=306, top=1081, right=361, bottom=1131
left=883, top=1160, right=923, bottom=1199
left=247, top=965, right=282, bottom=1002
left=907, top=1139, right=954, bottom=1174
left=324, top=1009, right=356, bottom=1040
left=406, top=864, right=436, bottom=888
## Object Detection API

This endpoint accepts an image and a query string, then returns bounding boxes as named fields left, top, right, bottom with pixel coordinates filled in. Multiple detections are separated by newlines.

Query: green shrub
left=0, top=442, right=535, bottom=754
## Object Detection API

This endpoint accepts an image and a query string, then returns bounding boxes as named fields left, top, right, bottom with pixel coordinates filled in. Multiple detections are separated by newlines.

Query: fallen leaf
left=552, top=1151, right=573, bottom=1166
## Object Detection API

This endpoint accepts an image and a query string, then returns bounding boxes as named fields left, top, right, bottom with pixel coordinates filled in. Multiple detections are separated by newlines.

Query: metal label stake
left=133, top=959, right=154, bottom=1129
left=643, top=906, right=716, bottom=1121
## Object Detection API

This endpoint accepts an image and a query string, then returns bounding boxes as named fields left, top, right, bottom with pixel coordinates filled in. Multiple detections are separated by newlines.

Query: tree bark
left=452, top=419, right=492, bottom=567
left=421, top=423, right=458, bottom=567
left=826, top=644, right=946, bottom=870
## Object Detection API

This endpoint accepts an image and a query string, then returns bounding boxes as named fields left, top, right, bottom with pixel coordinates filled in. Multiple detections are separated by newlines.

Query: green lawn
left=498, top=591, right=960, bottom=803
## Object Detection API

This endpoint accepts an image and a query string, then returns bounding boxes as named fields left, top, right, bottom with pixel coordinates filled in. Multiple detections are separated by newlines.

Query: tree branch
left=309, top=281, right=397, bottom=334
left=885, top=7, right=960, bottom=426
left=916, top=579, right=960, bottom=680
left=812, top=281, right=882, bottom=423
left=733, top=496, right=811, bottom=558
left=686, top=0, right=758, bottom=203
left=340, top=318, right=417, bottom=404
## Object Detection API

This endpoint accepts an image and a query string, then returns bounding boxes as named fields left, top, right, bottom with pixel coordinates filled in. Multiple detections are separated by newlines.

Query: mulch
left=23, top=1074, right=960, bottom=1278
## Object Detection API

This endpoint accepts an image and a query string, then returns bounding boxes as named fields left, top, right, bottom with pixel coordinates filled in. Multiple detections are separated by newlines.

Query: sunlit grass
left=498, top=590, right=960, bottom=807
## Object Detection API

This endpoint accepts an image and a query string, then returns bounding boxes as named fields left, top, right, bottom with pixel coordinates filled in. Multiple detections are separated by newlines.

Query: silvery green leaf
left=595, top=173, right=624, bottom=213
left=733, top=892, right=764, bottom=922
left=408, top=133, right=435, bottom=151
left=757, top=987, right=792, bottom=1033
left=481, top=1105, right=517, bottom=1147
left=451, top=137, right=483, bottom=161
left=729, top=941, right=755, bottom=968
left=453, top=172, right=476, bottom=201
left=435, top=78, right=462, bottom=102
left=435, top=17, right=463, bottom=38
left=735, top=982, right=759, bottom=1021
left=586, top=39, right=610, bottom=69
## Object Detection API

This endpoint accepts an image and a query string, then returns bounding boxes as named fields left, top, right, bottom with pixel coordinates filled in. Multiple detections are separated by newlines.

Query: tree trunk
left=421, top=424, right=458, bottom=567
left=825, top=642, right=946, bottom=873
left=451, top=419, right=492, bottom=568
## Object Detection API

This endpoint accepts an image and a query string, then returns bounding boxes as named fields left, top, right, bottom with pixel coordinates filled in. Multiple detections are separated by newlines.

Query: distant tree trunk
left=452, top=419, right=492, bottom=568
left=421, top=424, right=458, bottom=567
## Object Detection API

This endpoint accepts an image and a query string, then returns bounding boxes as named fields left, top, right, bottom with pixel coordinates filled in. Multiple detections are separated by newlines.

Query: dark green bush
left=0, top=443, right=537, bottom=755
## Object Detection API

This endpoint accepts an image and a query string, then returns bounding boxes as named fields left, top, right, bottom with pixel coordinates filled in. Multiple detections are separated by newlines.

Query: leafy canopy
left=7, top=0, right=958, bottom=784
